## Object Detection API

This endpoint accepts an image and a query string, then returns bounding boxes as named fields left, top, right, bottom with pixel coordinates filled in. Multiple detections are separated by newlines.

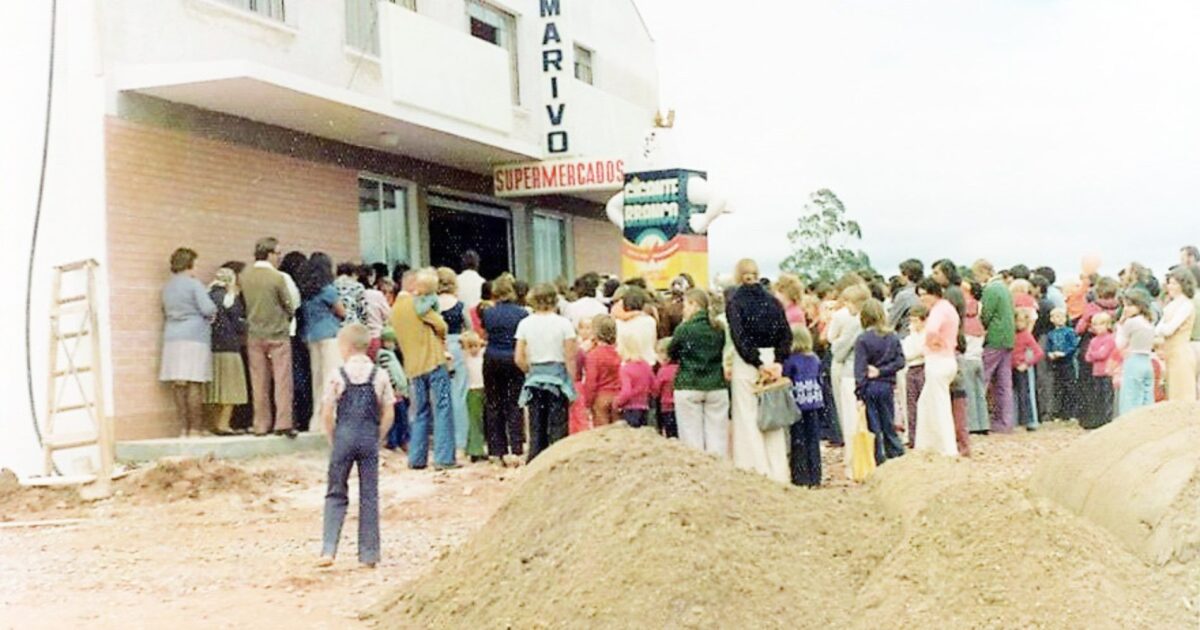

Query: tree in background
left=780, top=189, right=873, bottom=283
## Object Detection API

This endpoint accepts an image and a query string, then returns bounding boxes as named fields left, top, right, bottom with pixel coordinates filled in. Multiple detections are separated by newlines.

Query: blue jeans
left=958, top=357, right=989, bottom=432
left=322, top=414, right=379, bottom=564
left=863, top=381, right=905, bottom=465
left=447, top=335, right=470, bottom=450
left=385, top=399, right=409, bottom=450
left=408, top=366, right=456, bottom=468
left=1119, top=354, right=1154, bottom=416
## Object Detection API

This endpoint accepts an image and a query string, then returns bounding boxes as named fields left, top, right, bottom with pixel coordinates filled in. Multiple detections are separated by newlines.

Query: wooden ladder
left=43, top=259, right=113, bottom=496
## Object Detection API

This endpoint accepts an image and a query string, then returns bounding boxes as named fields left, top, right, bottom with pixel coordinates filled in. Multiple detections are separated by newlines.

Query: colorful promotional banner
left=620, top=168, right=710, bottom=289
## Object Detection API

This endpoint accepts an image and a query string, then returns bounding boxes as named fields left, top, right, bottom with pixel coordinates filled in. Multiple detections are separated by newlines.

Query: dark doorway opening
left=428, top=205, right=512, bottom=279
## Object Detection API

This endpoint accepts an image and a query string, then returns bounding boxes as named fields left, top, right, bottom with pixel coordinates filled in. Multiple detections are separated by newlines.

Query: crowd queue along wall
left=11, top=0, right=661, bottom=462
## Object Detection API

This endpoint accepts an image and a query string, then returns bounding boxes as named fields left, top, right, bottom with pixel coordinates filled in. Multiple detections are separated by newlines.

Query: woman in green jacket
left=668, top=289, right=730, bottom=457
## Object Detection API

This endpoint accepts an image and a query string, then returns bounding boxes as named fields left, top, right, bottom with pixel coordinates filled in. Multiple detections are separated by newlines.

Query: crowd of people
left=159, top=237, right=1200, bottom=566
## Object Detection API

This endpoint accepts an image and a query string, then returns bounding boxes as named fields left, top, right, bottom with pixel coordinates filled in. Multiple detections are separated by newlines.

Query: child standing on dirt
left=377, top=327, right=409, bottom=453
left=782, top=325, right=824, bottom=487
left=853, top=298, right=906, bottom=466
left=461, top=330, right=488, bottom=462
left=1046, top=307, right=1080, bottom=420
left=514, top=283, right=578, bottom=462
left=652, top=338, right=679, bottom=439
left=319, top=323, right=395, bottom=569
left=1011, top=309, right=1045, bottom=432
left=1083, top=313, right=1118, bottom=428
left=902, top=305, right=928, bottom=448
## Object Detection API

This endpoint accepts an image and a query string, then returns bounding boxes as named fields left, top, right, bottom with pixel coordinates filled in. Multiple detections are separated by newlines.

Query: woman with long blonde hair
left=726, top=259, right=792, bottom=482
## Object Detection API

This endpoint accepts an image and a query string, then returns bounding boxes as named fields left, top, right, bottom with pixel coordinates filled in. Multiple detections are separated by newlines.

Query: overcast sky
left=635, top=0, right=1200, bottom=282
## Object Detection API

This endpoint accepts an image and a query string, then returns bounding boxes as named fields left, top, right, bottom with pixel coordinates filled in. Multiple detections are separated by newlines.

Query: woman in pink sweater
left=915, top=279, right=960, bottom=457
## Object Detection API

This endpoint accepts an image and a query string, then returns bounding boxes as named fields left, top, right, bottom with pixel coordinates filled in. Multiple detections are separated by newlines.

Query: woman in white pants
left=726, top=260, right=794, bottom=482
left=915, top=279, right=960, bottom=457
left=668, top=290, right=731, bottom=457
left=829, top=284, right=869, bottom=476
left=297, top=253, right=346, bottom=434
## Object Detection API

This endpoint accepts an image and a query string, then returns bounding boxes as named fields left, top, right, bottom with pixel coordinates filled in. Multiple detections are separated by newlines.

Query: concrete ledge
left=117, top=433, right=328, bottom=463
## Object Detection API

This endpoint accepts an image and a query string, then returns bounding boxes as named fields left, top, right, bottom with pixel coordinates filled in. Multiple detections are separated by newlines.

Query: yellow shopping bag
left=851, top=403, right=876, bottom=483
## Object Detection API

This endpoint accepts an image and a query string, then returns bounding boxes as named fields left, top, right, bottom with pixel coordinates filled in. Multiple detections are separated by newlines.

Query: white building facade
left=12, top=0, right=659, bottom=461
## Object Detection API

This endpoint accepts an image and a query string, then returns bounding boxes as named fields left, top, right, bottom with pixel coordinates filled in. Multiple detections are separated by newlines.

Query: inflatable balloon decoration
left=605, top=111, right=732, bottom=289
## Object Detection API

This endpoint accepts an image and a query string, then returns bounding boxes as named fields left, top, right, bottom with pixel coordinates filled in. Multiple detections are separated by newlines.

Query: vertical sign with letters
left=540, top=0, right=568, bottom=154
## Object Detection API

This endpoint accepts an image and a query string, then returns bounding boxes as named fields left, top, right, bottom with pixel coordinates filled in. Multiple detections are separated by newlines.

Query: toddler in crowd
left=653, top=338, right=679, bottom=438
left=615, top=333, right=654, bottom=428
left=1046, top=307, right=1080, bottom=420
left=568, top=317, right=595, bottom=435
left=377, top=327, right=409, bottom=452
left=1083, top=313, right=1118, bottom=428
left=583, top=315, right=622, bottom=427
left=362, top=278, right=393, bottom=360
left=853, top=299, right=906, bottom=465
left=783, top=325, right=824, bottom=487
left=1011, top=309, right=1045, bottom=432
left=318, top=324, right=395, bottom=569
left=461, top=330, right=488, bottom=461
left=901, top=304, right=928, bottom=448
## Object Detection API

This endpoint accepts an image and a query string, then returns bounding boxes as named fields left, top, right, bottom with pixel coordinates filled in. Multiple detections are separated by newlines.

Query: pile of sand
left=370, top=427, right=1196, bottom=628
left=1030, top=401, right=1200, bottom=566
left=864, top=455, right=1190, bottom=628
left=368, top=426, right=897, bottom=628
left=119, top=455, right=265, bottom=502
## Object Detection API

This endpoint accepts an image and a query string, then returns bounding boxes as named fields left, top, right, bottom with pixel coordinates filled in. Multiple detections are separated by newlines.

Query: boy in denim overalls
left=317, top=324, right=395, bottom=568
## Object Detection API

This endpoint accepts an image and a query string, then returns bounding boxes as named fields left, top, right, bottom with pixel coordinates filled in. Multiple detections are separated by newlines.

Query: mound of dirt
left=119, top=455, right=265, bottom=502
left=1030, top=401, right=1200, bottom=566
left=370, top=428, right=1196, bottom=629
left=0, top=468, right=84, bottom=520
left=368, top=426, right=897, bottom=629
left=866, top=455, right=1193, bottom=628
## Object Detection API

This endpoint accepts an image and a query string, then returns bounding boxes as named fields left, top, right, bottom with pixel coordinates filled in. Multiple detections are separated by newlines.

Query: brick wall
left=572, top=216, right=622, bottom=277
left=105, top=118, right=359, bottom=439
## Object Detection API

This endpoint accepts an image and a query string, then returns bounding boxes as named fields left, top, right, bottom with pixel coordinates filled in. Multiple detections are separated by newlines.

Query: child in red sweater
left=1011, top=309, right=1045, bottom=431
left=582, top=315, right=621, bottom=427
left=653, top=338, right=679, bottom=438
left=616, top=333, right=654, bottom=428
left=1082, top=313, right=1117, bottom=429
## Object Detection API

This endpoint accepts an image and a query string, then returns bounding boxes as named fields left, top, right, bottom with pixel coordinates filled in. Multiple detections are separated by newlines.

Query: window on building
left=217, top=0, right=286, bottom=21
left=346, top=0, right=416, bottom=56
left=358, top=176, right=410, bottom=271
left=532, top=213, right=568, bottom=284
left=574, top=44, right=594, bottom=85
left=466, top=0, right=520, bottom=105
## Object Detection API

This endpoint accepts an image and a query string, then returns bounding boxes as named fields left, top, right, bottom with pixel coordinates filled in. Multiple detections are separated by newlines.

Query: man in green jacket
left=973, top=259, right=1016, bottom=433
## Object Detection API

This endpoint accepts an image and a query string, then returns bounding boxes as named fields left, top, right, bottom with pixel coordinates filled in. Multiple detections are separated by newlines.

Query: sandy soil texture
left=3, top=420, right=1189, bottom=629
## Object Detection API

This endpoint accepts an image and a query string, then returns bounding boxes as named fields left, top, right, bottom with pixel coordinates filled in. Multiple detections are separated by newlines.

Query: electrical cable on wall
left=25, top=0, right=60, bottom=474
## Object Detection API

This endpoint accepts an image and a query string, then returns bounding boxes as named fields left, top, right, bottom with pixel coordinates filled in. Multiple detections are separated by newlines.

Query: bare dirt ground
left=1, top=422, right=1086, bottom=629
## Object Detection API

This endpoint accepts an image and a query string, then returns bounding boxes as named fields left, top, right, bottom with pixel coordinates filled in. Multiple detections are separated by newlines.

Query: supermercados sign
left=492, top=1, right=626, bottom=198
left=494, top=157, right=624, bottom=197
left=621, top=169, right=709, bottom=289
